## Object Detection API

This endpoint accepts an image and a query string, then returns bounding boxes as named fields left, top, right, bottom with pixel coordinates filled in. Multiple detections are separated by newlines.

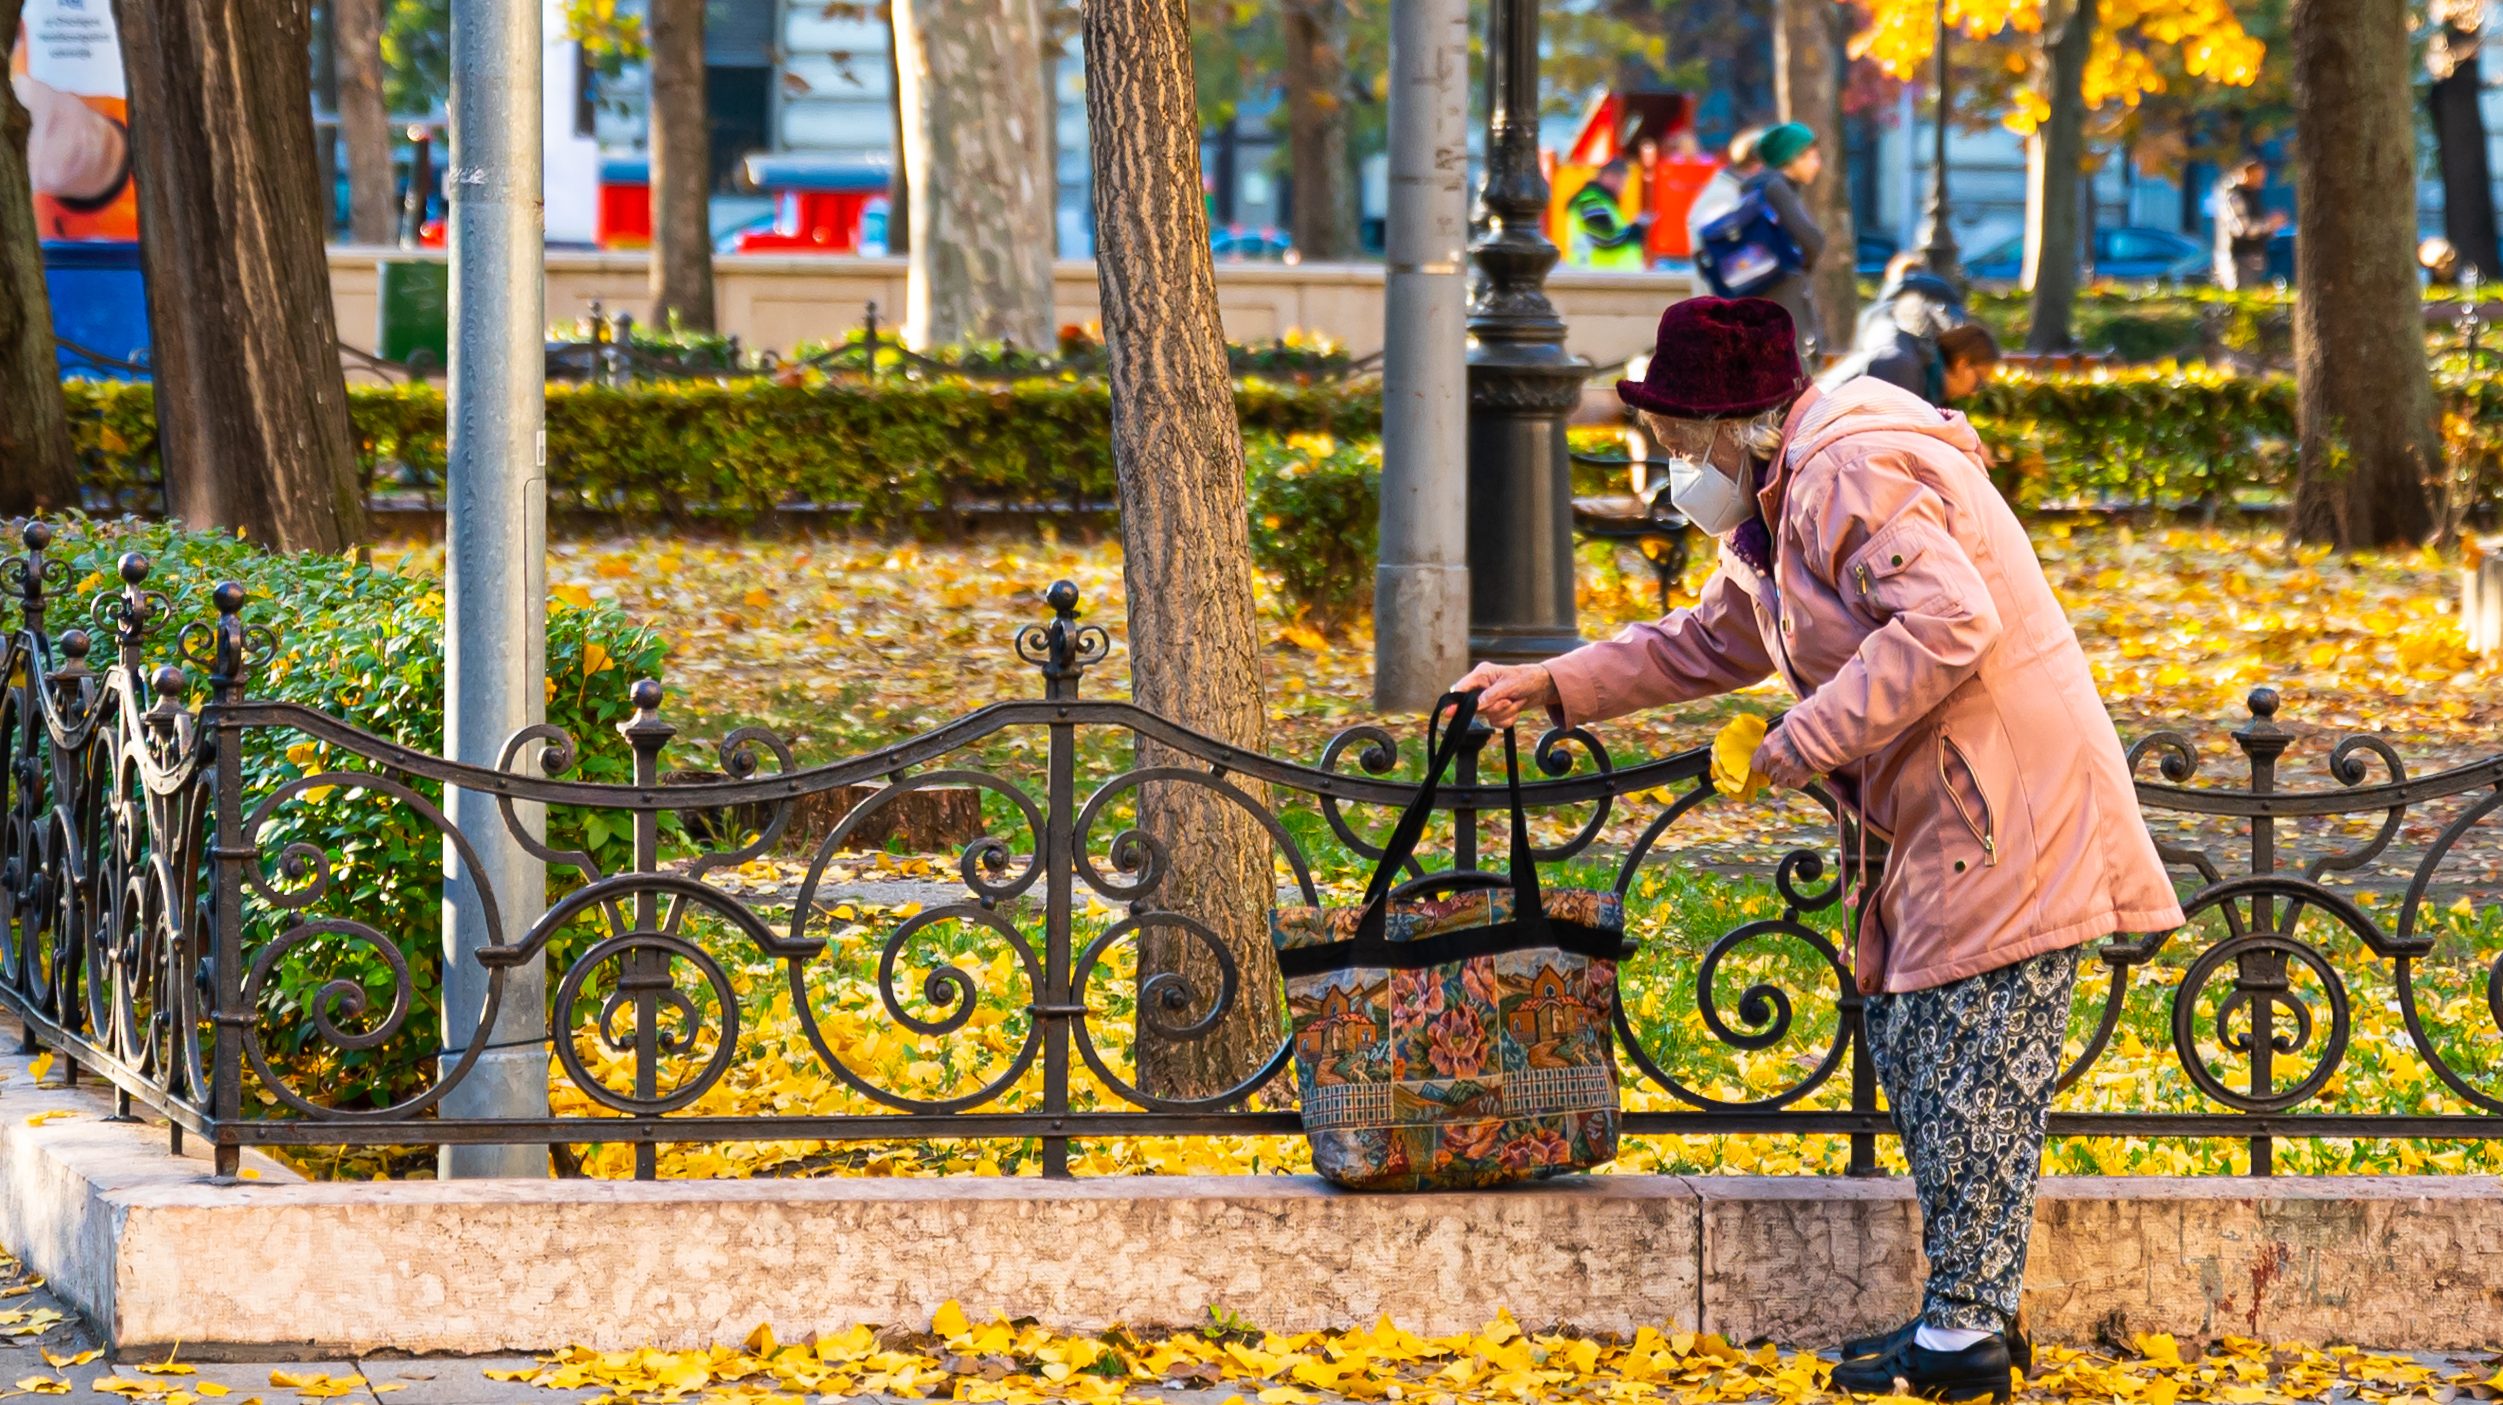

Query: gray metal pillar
left=441, top=0, right=552, bottom=1177
left=1373, top=0, right=1472, bottom=710
left=1462, top=0, right=1588, bottom=662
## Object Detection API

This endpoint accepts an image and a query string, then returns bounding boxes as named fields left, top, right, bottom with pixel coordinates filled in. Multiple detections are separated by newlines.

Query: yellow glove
left=1710, top=713, right=1771, bottom=801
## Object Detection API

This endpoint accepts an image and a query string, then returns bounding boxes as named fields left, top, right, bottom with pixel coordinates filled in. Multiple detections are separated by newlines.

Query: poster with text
left=14, top=0, right=136, bottom=241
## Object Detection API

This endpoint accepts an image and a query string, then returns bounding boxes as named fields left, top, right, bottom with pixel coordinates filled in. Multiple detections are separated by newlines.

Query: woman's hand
left=1752, top=728, right=1816, bottom=791
left=1449, top=662, right=1558, bottom=729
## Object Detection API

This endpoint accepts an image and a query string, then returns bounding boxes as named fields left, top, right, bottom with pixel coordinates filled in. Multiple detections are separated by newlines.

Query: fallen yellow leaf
left=1710, top=713, right=1771, bottom=800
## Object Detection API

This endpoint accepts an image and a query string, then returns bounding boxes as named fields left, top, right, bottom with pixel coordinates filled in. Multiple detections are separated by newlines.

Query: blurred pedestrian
left=1823, top=297, right=2001, bottom=408
left=1739, top=121, right=1829, bottom=365
left=1855, top=251, right=1966, bottom=355
left=1569, top=157, right=1652, bottom=272
left=2213, top=157, right=2284, bottom=291
left=1684, top=127, right=1765, bottom=255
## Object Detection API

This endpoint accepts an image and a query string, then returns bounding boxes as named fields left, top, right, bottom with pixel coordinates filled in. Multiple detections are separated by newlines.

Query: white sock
left=1915, top=1323, right=1995, bottom=1353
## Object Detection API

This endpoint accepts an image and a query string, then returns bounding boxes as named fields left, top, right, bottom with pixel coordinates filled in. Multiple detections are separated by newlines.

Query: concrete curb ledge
left=1, top=1050, right=2497, bottom=1354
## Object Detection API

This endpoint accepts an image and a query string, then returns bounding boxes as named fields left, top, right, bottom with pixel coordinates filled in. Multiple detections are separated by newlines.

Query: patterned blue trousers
left=1861, top=946, right=2081, bottom=1334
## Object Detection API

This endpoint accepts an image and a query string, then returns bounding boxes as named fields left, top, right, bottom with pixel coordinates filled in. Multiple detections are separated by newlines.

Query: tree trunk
left=2023, top=0, right=2095, bottom=353
left=2288, top=0, right=2438, bottom=548
left=894, top=0, right=1055, bottom=347
left=2428, top=11, right=2499, bottom=283
left=884, top=6, right=910, bottom=256
left=333, top=0, right=396, bottom=246
left=111, top=0, right=367, bottom=550
left=0, top=0, right=79, bottom=517
left=647, top=0, right=715, bottom=331
left=1774, top=0, right=1854, bottom=353
left=1081, top=0, right=1280, bottom=1101
left=1282, top=0, right=1353, bottom=260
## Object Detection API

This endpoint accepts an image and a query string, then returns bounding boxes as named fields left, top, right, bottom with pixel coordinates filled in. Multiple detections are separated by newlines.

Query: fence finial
left=1016, top=580, right=1109, bottom=695
left=210, top=581, right=249, bottom=696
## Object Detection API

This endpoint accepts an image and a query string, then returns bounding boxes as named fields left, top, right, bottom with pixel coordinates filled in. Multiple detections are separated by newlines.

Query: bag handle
left=1350, top=689, right=1548, bottom=946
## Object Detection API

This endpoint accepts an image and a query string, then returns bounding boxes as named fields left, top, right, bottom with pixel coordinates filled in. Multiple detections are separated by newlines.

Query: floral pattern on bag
left=1273, top=888, right=1626, bottom=1191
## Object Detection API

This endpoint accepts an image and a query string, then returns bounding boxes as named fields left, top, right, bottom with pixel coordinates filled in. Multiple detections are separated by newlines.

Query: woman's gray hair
left=1640, top=398, right=1798, bottom=460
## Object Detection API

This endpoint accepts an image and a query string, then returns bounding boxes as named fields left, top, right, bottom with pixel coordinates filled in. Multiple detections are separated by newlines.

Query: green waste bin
left=375, top=258, right=451, bottom=373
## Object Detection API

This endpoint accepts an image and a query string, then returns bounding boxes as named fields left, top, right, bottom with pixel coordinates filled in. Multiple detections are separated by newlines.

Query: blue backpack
left=1694, top=184, right=1805, bottom=298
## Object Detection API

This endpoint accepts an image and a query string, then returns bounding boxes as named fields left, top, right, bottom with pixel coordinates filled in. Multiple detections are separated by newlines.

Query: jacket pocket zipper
left=1938, top=729, right=1998, bottom=867
left=1854, top=562, right=1872, bottom=597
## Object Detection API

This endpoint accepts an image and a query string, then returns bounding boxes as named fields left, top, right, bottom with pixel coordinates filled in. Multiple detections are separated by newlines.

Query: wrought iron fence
left=3, top=521, right=2500, bottom=1181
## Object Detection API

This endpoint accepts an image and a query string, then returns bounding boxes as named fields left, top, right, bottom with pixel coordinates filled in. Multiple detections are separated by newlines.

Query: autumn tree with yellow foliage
left=1848, top=0, right=2263, bottom=350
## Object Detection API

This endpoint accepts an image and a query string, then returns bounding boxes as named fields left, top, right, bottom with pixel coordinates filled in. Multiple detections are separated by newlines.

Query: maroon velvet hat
left=1616, top=297, right=1809, bottom=418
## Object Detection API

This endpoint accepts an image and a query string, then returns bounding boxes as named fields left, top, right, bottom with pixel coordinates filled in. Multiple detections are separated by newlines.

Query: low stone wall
left=325, top=247, right=1695, bottom=369
left=3, top=1040, right=2497, bottom=1355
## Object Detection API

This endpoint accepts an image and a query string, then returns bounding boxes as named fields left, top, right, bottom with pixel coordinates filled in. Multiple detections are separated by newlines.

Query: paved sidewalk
left=0, top=1246, right=2488, bottom=1405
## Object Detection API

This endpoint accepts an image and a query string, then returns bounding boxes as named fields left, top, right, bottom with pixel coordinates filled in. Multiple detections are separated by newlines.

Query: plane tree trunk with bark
left=648, top=0, right=715, bottom=330
left=334, top=0, right=397, bottom=245
left=1776, top=0, right=1855, bottom=353
left=111, top=0, right=368, bottom=550
left=1081, top=0, right=1282, bottom=1103
left=0, top=0, right=79, bottom=517
left=2287, top=0, right=2439, bottom=548
left=1281, top=0, right=1354, bottom=260
left=2024, top=0, right=2097, bottom=353
left=893, top=0, right=1057, bottom=346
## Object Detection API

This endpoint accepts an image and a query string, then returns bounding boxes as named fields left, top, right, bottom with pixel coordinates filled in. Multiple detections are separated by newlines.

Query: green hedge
left=63, top=370, right=2503, bottom=621
left=65, top=377, right=1384, bottom=520
left=43, top=521, right=667, bottom=1109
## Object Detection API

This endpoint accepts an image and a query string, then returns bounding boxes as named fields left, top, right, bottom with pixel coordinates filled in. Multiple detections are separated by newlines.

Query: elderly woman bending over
left=1458, top=298, right=2183, bottom=1404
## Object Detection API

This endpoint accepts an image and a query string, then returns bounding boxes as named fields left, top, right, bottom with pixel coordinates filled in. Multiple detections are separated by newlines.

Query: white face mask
left=1664, top=423, right=1758, bottom=537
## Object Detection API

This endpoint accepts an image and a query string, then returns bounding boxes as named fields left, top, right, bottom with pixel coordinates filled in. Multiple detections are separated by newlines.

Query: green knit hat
left=1755, top=122, right=1816, bottom=169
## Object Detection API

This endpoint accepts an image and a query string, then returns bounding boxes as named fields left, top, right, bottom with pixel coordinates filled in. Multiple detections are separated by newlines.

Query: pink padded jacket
left=1544, top=379, right=2184, bottom=993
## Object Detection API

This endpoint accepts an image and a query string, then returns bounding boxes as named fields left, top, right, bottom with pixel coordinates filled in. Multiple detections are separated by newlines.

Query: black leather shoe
left=1829, top=1335, right=2015, bottom=1402
left=1839, top=1319, right=1917, bottom=1362
left=1844, top=1318, right=2032, bottom=1376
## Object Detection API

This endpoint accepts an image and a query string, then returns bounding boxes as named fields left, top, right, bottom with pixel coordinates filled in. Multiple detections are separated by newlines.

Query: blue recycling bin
left=42, top=240, right=153, bottom=381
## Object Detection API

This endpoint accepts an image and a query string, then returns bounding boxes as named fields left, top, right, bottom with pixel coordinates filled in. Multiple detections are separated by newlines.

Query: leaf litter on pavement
left=478, top=1304, right=2503, bottom=1405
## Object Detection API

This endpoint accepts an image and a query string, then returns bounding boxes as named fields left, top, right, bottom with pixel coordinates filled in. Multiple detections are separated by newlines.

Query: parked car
left=1961, top=225, right=2210, bottom=284
left=1856, top=231, right=1901, bottom=278
left=1212, top=226, right=1295, bottom=262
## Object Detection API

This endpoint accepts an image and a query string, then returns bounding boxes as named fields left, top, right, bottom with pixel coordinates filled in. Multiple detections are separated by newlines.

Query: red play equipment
left=733, top=156, right=890, bottom=254
left=1546, top=90, right=1718, bottom=266
left=597, top=157, right=652, bottom=250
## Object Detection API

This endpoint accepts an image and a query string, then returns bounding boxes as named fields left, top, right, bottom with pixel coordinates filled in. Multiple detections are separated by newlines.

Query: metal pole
left=1374, top=0, right=1472, bottom=709
left=442, top=0, right=552, bottom=1177
left=1916, top=0, right=1961, bottom=280
left=1462, top=0, right=1588, bottom=663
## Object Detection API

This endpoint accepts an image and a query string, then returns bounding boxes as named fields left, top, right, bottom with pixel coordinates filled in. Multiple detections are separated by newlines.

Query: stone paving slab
left=355, top=1359, right=595, bottom=1405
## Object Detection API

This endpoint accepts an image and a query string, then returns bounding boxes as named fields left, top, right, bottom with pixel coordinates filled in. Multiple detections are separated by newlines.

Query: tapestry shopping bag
left=1271, top=690, right=1632, bottom=1191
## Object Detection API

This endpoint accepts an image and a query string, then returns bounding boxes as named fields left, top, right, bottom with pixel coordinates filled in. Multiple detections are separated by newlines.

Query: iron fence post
left=206, top=583, right=252, bottom=1179
left=2233, top=687, right=2290, bottom=1176
left=1844, top=811, right=1881, bottom=1175
left=2, top=526, right=38, bottom=1056
left=622, top=680, right=676, bottom=1181
left=1037, top=581, right=1086, bottom=1178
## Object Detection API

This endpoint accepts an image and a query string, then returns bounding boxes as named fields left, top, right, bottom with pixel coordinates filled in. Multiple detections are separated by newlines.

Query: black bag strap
left=1350, top=689, right=1482, bottom=941
left=1317, top=690, right=1556, bottom=962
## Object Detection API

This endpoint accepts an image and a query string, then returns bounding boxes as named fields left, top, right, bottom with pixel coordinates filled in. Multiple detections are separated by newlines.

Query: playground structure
left=1544, top=90, right=1719, bottom=268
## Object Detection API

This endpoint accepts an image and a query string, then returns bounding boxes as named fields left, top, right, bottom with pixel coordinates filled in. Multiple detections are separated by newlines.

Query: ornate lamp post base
left=1465, top=348, right=1589, bottom=661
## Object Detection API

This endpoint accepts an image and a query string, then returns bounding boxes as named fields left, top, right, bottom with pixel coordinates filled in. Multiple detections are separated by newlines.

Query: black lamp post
left=1915, top=0, right=1961, bottom=281
left=1462, top=0, right=1588, bottom=663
